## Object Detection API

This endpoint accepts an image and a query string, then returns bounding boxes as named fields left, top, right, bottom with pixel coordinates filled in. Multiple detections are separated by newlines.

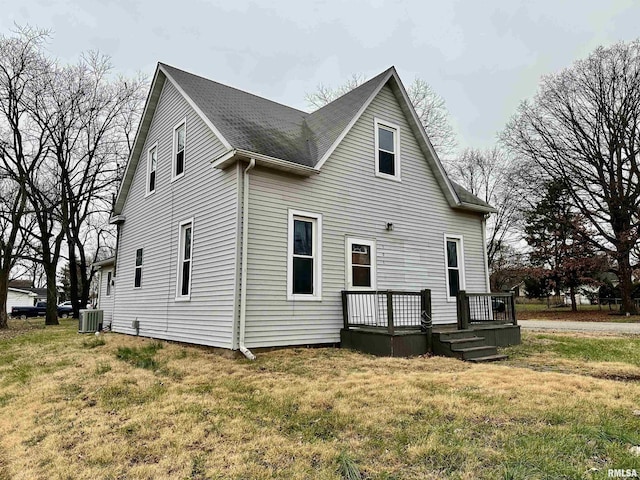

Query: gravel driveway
left=519, top=319, right=640, bottom=334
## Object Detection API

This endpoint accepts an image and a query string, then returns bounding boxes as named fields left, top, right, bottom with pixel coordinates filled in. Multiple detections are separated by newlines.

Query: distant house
left=102, top=63, right=500, bottom=356
left=6, top=283, right=37, bottom=314
left=5, top=280, right=59, bottom=313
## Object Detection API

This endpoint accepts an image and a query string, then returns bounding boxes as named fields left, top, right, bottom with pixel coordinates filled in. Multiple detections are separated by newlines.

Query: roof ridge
left=307, top=66, right=395, bottom=117
left=159, top=62, right=309, bottom=117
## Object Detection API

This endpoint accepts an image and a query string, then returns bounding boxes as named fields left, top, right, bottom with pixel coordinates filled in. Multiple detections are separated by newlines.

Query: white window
left=134, top=248, right=143, bottom=288
left=106, top=271, right=112, bottom=297
left=176, top=219, right=194, bottom=300
left=287, top=210, right=322, bottom=301
left=445, top=235, right=465, bottom=301
left=346, top=238, right=376, bottom=290
left=374, top=118, right=401, bottom=181
left=146, top=144, right=157, bottom=195
left=173, top=119, right=186, bottom=179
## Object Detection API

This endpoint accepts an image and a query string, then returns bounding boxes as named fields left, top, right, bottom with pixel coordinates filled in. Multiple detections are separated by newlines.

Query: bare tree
left=447, top=147, right=522, bottom=276
left=502, top=39, right=640, bottom=314
left=0, top=26, right=51, bottom=328
left=305, top=74, right=367, bottom=109
left=31, top=52, right=146, bottom=317
left=305, top=74, right=457, bottom=158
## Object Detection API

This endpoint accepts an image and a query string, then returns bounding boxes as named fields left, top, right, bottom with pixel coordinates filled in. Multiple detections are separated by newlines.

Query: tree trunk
left=617, top=250, right=636, bottom=315
left=69, top=244, right=80, bottom=319
left=569, top=285, right=577, bottom=312
left=0, top=271, right=8, bottom=329
left=44, top=264, right=59, bottom=326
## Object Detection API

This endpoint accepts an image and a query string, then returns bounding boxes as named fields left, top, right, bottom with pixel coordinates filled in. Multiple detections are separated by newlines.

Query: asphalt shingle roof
left=450, top=181, right=493, bottom=209
left=159, top=63, right=492, bottom=211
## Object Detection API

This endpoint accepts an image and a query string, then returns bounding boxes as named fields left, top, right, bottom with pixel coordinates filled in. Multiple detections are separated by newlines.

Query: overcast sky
left=3, top=0, right=639, bottom=154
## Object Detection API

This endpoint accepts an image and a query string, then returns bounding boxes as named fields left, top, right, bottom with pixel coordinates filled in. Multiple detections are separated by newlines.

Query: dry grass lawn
left=1, top=320, right=640, bottom=479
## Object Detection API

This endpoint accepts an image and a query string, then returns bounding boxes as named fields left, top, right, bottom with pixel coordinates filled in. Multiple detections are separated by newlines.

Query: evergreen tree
left=524, top=180, right=603, bottom=311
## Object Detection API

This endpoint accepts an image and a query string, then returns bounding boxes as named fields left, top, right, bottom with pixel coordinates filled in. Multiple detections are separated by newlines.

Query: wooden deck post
left=457, top=290, right=469, bottom=329
left=509, top=292, right=517, bottom=326
left=341, top=291, right=349, bottom=330
left=421, top=289, right=432, bottom=351
left=386, top=291, right=394, bottom=335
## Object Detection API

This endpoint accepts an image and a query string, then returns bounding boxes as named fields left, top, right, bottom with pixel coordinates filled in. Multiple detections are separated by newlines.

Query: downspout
left=239, top=159, right=257, bottom=360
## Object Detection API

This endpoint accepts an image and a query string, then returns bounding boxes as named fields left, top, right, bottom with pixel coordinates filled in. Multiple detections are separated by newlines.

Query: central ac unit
left=78, top=309, right=104, bottom=333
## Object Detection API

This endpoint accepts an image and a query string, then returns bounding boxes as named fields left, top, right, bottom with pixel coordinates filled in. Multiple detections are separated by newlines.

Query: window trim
left=146, top=142, right=158, bottom=196
left=171, top=118, right=187, bottom=182
left=345, top=237, right=377, bottom=291
left=444, top=234, right=466, bottom=302
left=287, top=209, right=322, bottom=301
left=134, top=248, right=143, bottom=289
left=374, top=117, right=401, bottom=182
left=106, top=270, right=112, bottom=297
left=175, top=218, right=194, bottom=301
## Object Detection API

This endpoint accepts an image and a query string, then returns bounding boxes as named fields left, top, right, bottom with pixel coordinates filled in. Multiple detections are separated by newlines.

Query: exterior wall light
left=386, top=223, right=394, bottom=231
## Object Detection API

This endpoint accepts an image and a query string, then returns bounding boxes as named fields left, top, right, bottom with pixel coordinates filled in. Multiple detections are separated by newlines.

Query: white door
left=346, top=238, right=380, bottom=326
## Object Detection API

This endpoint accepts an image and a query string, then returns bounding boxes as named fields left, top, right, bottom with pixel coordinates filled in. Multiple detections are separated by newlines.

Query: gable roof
left=113, top=64, right=495, bottom=215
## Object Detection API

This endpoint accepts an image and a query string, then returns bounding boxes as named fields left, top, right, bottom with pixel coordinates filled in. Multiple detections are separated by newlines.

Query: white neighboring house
left=101, top=63, right=495, bottom=354
left=6, top=287, right=38, bottom=314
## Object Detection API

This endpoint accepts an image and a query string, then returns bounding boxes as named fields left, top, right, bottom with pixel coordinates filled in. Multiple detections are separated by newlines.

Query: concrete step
left=467, top=354, right=509, bottom=363
left=451, top=345, right=498, bottom=360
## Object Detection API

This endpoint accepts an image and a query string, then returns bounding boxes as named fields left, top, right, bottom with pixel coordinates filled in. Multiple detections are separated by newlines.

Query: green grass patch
left=82, top=336, right=106, bottom=349
left=98, top=380, right=166, bottom=410
left=94, top=361, right=112, bottom=375
left=506, top=333, right=640, bottom=366
left=336, top=451, right=362, bottom=480
left=115, top=341, right=163, bottom=371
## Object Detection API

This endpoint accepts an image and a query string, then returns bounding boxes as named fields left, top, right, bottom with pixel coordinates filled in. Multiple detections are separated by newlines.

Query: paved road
left=519, top=319, right=640, bottom=334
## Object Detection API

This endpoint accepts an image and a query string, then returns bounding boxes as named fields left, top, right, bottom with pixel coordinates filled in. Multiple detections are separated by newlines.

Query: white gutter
left=239, top=159, right=257, bottom=360
left=212, top=148, right=319, bottom=176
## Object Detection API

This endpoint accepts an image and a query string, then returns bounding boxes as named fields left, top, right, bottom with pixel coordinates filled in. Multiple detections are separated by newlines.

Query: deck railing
left=341, top=289, right=432, bottom=334
left=456, top=291, right=517, bottom=329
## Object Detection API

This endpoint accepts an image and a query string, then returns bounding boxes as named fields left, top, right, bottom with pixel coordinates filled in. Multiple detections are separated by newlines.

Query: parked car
left=57, top=301, right=92, bottom=318
left=11, top=302, right=48, bottom=319
left=492, top=299, right=506, bottom=313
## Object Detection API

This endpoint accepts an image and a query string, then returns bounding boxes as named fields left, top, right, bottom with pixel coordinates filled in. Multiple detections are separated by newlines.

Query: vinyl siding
left=97, top=267, right=114, bottom=325
left=244, top=84, right=489, bottom=347
left=112, top=80, right=238, bottom=348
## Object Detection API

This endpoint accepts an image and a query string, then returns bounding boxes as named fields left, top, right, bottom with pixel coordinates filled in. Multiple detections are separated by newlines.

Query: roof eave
left=386, top=72, right=461, bottom=208
left=92, top=257, right=116, bottom=268
left=212, top=149, right=319, bottom=176
left=455, top=202, right=497, bottom=214
left=113, top=66, right=166, bottom=215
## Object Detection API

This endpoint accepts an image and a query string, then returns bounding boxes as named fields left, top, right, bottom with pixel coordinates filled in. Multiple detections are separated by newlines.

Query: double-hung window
left=346, top=238, right=376, bottom=290
left=375, top=118, right=401, bottom=180
left=147, top=144, right=157, bottom=195
left=173, top=120, right=186, bottom=179
left=176, top=219, right=193, bottom=299
left=445, top=236, right=465, bottom=300
left=287, top=210, right=322, bottom=301
left=134, top=248, right=143, bottom=288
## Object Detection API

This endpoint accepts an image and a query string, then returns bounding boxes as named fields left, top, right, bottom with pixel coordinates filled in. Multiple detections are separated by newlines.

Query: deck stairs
left=432, top=329, right=508, bottom=363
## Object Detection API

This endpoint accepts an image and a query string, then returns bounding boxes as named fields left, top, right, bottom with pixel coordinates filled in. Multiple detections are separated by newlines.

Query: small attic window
left=374, top=118, right=401, bottom=181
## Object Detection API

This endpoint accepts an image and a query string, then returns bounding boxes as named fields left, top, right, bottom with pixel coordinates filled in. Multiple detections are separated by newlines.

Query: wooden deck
left=340, top=289, right=520, bottom=359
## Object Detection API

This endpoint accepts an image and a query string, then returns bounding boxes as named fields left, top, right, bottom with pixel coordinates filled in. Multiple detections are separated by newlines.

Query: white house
left=104, top=63, right=498, bottom=357
left=6, top=287, right=37, bottom=314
